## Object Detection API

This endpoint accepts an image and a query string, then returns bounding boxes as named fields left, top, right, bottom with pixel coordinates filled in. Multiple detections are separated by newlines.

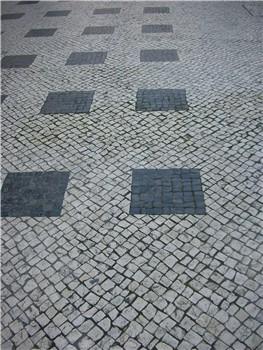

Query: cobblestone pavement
left=1, top=1, right=263, bottom=349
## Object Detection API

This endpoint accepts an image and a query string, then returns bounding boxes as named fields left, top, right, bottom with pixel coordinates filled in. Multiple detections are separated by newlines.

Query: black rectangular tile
left=143, top=7, right=170, bottom=14
left=142, top=24, right=173, bottom=33
left=82, top=26, right=115, bottom=35
left=40, top=91, right=95, bottom=114
left=93, top=8, right=121, bottom=15
left=1, top=55, right=37, bottom=68
left=1, top=95, right=7, bottom=103
left=44, top=10, right=70, bottom=17
left=25, top=28, right=57, bottom=37
left=136, top=89, right=188, bottom=112
left=140, top=49, right=179, bottom=62
left=1, top=171, right=70, bottom=217
left=66, top=51, right=107, bottom=65
left=130, top=169, right=206, bottom=215
left=2, top=13, right=24, bottom=20
left=18, top=1, right=39, bottom=4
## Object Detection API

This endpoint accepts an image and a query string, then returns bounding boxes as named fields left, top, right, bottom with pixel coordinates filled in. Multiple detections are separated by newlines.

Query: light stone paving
left=1, top=1, right=263, bottom=350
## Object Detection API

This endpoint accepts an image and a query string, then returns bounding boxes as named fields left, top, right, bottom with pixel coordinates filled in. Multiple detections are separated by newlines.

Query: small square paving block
left=2, top=13, right=24, bottom=20
left=136, top=89, right=188, bottom=112
left=1, top=55, right=37, bottom=68
left=143, top=7, right=170, bottom=14
left=140, top=49, right=179, bottom=62
left=44, top=10, right=71, bottom=17
left=66, top=52, right=107, bottom=65
left=1, top=171, right=70, bottom=217
left=130, top=169, right=206, bottom=215
left=82, top=26, right=115, bottom=35
left=25, top=28, right=57, bottom=37
left=40, top=91, right=95, bottom=114
left=142, top=24, right=173, bottom=33
left=93, top=8, right=121, bottom=15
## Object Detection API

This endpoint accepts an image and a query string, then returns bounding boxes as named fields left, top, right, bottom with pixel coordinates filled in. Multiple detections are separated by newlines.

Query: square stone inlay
left=136, top=89, right=188, bottom=112
left=44, top=10, right=71, bottom=17
left=82, top=26, right=115, bottom=35
left=93, top=8, right=121, bottom=15
left=1, top=95, right=7, bottom=103
left=143, top=7, right=170, bottom=14
left=130, top=169, right=206, bottom=215
left=1, top=55, right=37, bottom=69
left=142, top=24, right=173, bottom=33
left=2, top=13, right=24, bottom=20
left=40, top=91, right=95, bottom=114
left=140, top=49, right=179, bottom=62
left=1, top=171, right=70, bottom=217
left=66, top=52, right=107, bottom=65
left=25, top=28, right=57, bottom=37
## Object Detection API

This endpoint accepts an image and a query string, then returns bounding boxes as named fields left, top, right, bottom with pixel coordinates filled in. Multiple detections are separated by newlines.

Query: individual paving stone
left=140, top=49, right=179, bottom=62
left=93, top=8, right=121, bottom=15
left=82, top=26, right=115, bottom=35
left=66, top=52, right=107, bottom=65
left=18, top=1, right=39, bottom=4
left=143, top=7, right=170, bottom=14
left=1, top=13, right=24, bottom=20
left=1, top=55, right=37, bottom=69
left=1, top=171, right=70, bottom=217
left=136, top=89, right=188, bottom=112
left=40, top=91, right=95, bottom=114
left=25, top=28, right=57, bottom=37
left=1, top=95, right=8, bottom=103
left=130, top=168, right=206, bottom=215
left=44, top=10, right=71, bottom=17
left=142, top=24, right=173, bottom=33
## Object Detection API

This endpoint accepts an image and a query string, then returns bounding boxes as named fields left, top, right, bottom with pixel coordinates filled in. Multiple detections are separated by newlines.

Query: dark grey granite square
left=1, top=95, right=7, bottom=103
left=40, top=91, right=95, bottom=114
left=25, top=28, right=57, bottom=37
left=1, top=171, right=70, bottom=217
left=82, top=26, right=115, bottom=35
left=18, top=1, right=39, bottom=4
left=2, top=13, right=24, bottom=20
left=142, top=24, right=173, bottom=33
left=140, top=49, right=178, bottom=62
left=130, top=169, right=206, bottom=215
left=136, top=89, right=188, bottom=112
left=93, top=8, right=121, bottom=15
left=66, top=51, right=107, bottom=65
left=1, top=55, right=37, bottom=68
left=143, top=7, right=170, bottom=14
left=44, top=10, right=70, bottom=17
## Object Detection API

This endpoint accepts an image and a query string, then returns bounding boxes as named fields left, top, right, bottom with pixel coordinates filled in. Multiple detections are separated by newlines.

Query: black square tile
left=140, top=49, right=179, bottom=62
left=142, top=24, right=173, bottom=33
left=1, top=55, right=37, bottom=69
left=40, top=91, right=95, bottom=114
left=130, top=169, right=206, bottom=215
left=82, top=26, right=115, bottom=35
left=2, top=13, right=24, bottom=20
left=1, top=171, right=70, bottom=217
left=44, top=10, right=71, bottom=17
left=93, top=8, right=121, bottom=15
left=1, top=95, right=7, bottom=103
left=18, top=1, right=39, bottom=4
left=143, top=7, right=170, bottom=14
left=66, top=52, right=107, bottom=65
left=25, top=28, right=57, bottom=37
left=136, top=89, right=188, bottom=112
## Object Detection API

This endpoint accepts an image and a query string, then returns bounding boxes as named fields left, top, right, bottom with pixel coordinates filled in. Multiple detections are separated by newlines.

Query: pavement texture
left=1, top=1, right=263, bottom=350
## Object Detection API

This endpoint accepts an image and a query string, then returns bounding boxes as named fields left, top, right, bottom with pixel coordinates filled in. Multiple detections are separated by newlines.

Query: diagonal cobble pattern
left=1, top=1, right=263, bottom=350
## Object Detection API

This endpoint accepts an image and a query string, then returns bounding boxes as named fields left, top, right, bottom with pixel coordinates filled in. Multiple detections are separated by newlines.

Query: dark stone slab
left=25, top=28, right=57, bottom=37
left=66, top=51, right=107, bottom=65
left=142, top=24, right=173, bottom=33
left=143, top=7, right=170, bottom=14
left=93, top=8, right=121, bottom=15
left=44, top=10, right=71, bottom=17
left=1, top=95, right=7, bottom=103
left=1, top=171, right=70, bottom=217
left=40, top=91, right=95, bottom=114
left=2, top=13, right=24, bottom=20
left=18, top=1, right=39, bottom=4
left=136, top=89, right=188, bottom=111
left=82, top=26, right=115, bottom=35
left=140, top=49, right=179, bottom=62
left=130, top=168, right=206, bottom=215
left=1, top=55, right=37, bottom=68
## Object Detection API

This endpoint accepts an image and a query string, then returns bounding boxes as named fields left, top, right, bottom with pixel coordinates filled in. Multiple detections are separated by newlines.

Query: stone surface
left=44, top=10, right=71, bottom=17
left=66, top=52, right=107, bottom=65
left=93, top=8, right=121, bottom=15
left=1, top=13, right=24, bottom=20
left=140, top=49, right=179, bottom=62
left=1, top=55, right=37, bottom=69
left=82, top=26, right=115, bottom=35
left=142, top=24, right=173, bottom=33
left=25, top=28, right=57, bottom=37
left=143, top=7, right=170, bottom=14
